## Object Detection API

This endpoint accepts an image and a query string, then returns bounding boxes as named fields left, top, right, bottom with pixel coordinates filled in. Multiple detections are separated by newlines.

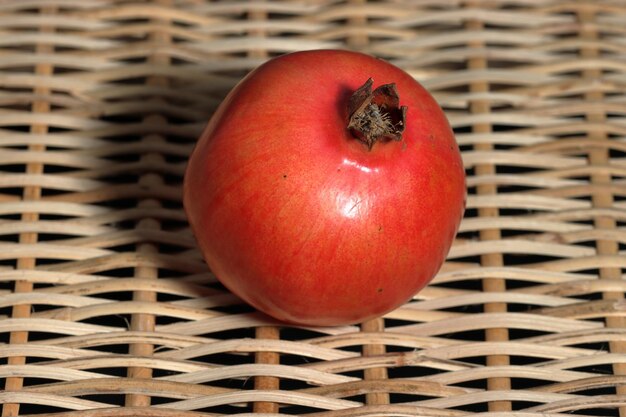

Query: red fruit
left=184, top=50, right=465, bottom=326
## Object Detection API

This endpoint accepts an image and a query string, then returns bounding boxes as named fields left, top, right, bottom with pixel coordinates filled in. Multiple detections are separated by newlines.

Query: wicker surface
left=1, top=0, right=626, bottom=415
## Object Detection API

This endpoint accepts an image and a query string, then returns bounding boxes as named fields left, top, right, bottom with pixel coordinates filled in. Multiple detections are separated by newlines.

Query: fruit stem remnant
left=347, top=78, right=407, bottom=150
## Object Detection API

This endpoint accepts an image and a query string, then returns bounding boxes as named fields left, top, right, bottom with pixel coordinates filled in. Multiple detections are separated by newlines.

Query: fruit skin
left=184, top=49, right=465, bottom=326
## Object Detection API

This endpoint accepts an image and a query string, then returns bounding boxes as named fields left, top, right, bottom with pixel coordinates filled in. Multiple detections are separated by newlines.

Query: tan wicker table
left=1, top=0, right=625, bottom=416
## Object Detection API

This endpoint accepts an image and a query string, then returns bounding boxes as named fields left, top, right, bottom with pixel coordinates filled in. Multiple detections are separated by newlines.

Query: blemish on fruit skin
left=282, top=174, right=287, bottom=179
left=378, top=225, right=383, bottom=232
left=377, top=288, right=383, bottom=293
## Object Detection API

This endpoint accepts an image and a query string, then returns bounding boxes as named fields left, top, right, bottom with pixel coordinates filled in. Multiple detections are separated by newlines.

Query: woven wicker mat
left=1, top=0, right=625, bottom=415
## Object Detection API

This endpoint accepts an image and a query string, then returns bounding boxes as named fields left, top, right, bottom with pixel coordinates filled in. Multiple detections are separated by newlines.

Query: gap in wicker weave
left=580, top=407, right=626, bottom=417
left=74, top=393, right=130, bottom=408
left=386, top=364, right=460, bottom=380
left=80, top=313, right=136, bottom=332
left=15, top=404, right=68, bottom=415
left=0, top=326, right=9, bottom=345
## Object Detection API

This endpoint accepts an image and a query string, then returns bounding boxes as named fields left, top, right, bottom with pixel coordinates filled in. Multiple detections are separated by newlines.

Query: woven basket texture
left=1, top=0, right=626, bottom=415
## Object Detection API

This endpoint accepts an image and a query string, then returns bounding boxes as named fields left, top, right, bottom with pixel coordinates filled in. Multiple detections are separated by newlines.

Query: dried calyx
left=347, top=78, right=407, bottom=150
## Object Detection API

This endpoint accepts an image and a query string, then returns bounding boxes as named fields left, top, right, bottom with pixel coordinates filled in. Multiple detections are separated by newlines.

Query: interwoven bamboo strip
left=0, top=0, right=625, bottom=416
